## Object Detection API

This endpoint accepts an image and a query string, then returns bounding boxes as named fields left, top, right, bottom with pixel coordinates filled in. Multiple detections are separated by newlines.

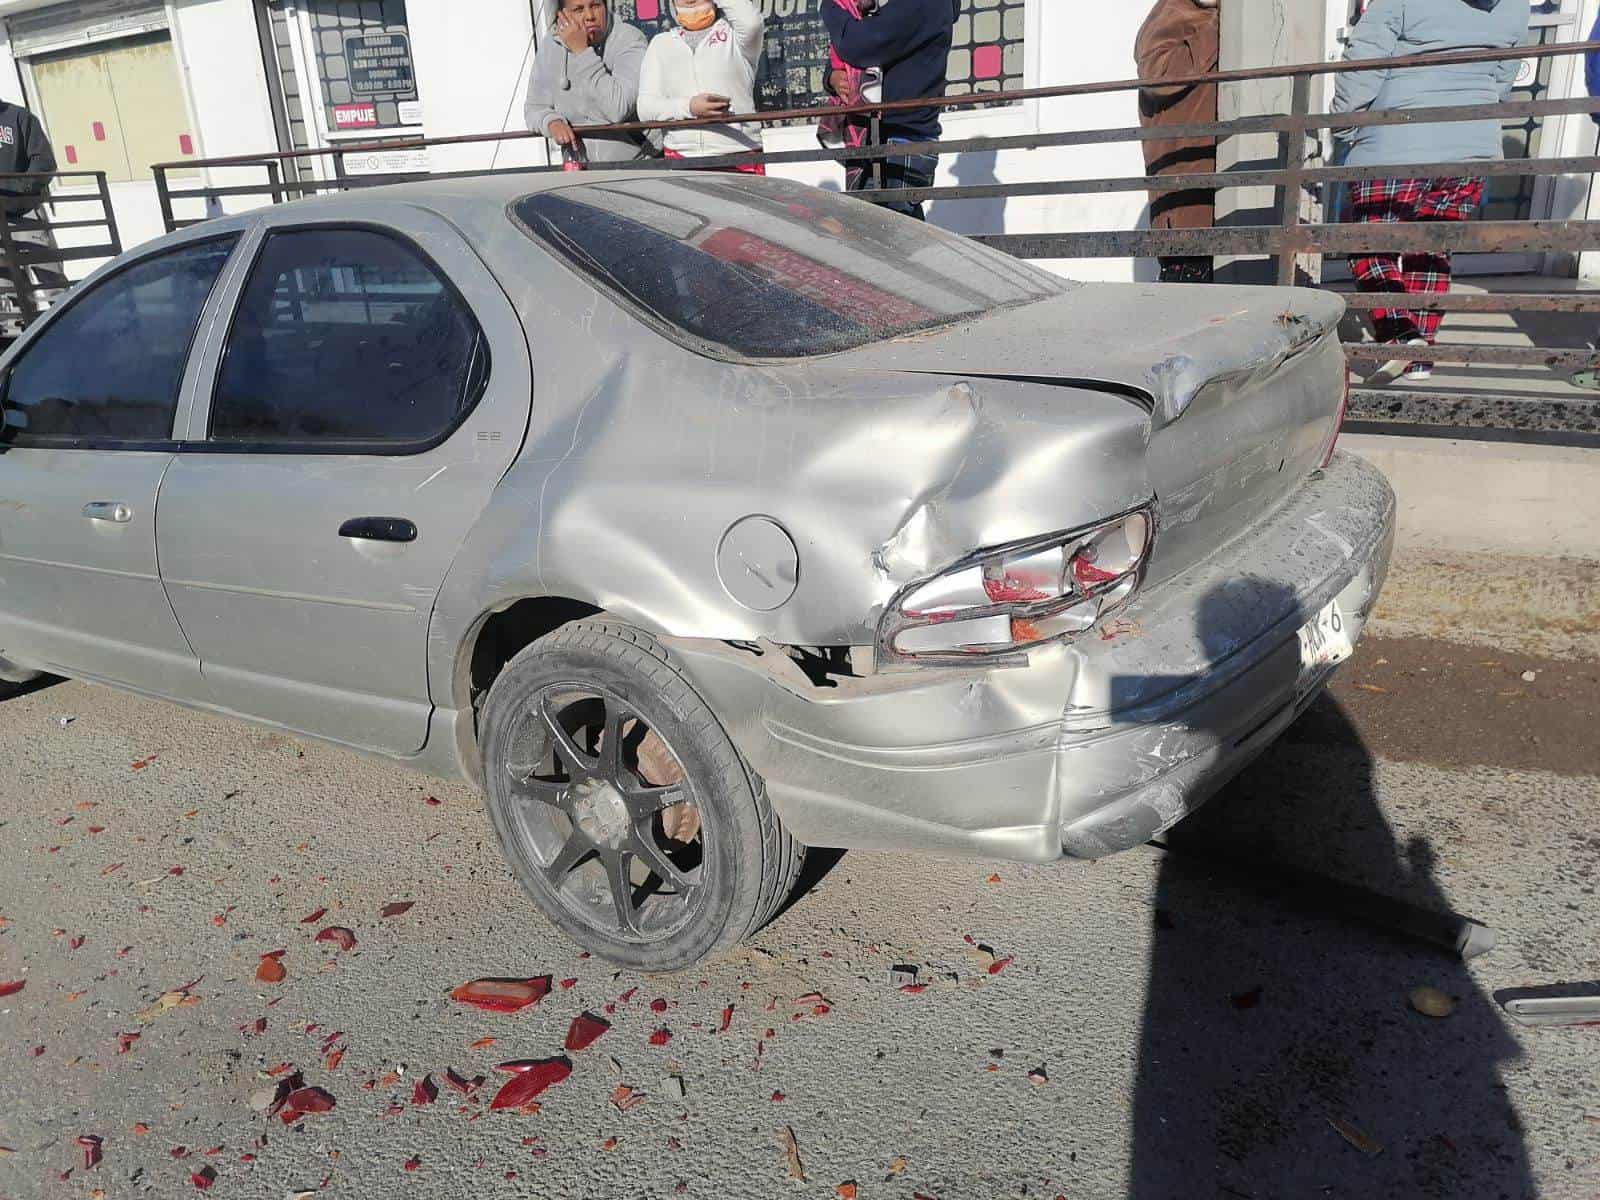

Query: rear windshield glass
left=512, top=175, right=1064, bottom=360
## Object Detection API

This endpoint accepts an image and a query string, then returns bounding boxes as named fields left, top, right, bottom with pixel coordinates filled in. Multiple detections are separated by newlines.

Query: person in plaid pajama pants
left=1348, top=176, right=1485, bottom=379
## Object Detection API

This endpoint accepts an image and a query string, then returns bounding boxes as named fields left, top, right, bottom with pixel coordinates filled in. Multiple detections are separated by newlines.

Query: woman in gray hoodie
left=1332, top=0, right=1529, bottom=381
left=525, top=0, right=653, bottom=164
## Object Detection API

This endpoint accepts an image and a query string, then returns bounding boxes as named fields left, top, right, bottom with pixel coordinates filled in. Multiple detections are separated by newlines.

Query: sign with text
left=345, top=33, right=416, bottom=97
left=332, top=102, right=380, bottom=131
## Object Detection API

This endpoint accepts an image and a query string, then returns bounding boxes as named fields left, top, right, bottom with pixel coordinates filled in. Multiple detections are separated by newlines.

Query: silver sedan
left=0, top=172, right=1394, bottom=969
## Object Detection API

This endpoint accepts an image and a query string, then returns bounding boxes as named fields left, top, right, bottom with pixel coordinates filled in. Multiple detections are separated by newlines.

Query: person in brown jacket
left=1135, top=0, right=1221, bottom=283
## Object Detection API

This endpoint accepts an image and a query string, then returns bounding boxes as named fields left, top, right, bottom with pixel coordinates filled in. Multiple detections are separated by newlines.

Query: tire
left=479, top=619, right=804, bottom=972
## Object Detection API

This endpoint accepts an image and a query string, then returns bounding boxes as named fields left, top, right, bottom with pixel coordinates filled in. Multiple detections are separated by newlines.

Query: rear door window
left=2, top=236, right=237, bottom=445
left=209, top=227, right=487, bottom=448
left=512, top=175, right=1064, bottom=360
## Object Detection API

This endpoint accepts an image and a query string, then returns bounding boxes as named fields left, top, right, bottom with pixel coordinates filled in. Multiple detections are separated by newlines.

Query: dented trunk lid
left=833, top=283, right=1349, bottom=586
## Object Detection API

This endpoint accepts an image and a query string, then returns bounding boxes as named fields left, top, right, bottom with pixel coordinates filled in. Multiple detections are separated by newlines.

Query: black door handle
left=339, top=517, right=417, bottom=543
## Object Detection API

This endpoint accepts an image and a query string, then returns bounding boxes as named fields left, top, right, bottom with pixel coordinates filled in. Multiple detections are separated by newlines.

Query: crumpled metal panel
left=426, top=195, right=1163, bottom=715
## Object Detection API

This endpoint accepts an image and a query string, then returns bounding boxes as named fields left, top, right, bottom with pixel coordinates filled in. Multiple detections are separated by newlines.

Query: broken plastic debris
left=771, top=1090, right=786, bottom=1102
left=777, top=1126, right=805, bottom=1181
left=564, top=1012, right=611, bottom=1053
left=404, top=1156, right=422, bottom=1171
left=650, top=998, right=668, bottom=1014
left=488, top=1058, right=572, bottom=1111
left=443, top=1068, right=483, bottom=1097
left=648, top=1028, right=672, bottom=1047
left=117, top=1032, right=140, bottom=1054
left=837, top=1184, right=859, bottom=1200
left=985, top=873, right=1002, bottom=884
left=610, top=1085, right=646, bottom=1112
left=719, top=1005, right=734, bottom=1033
left=278, top=1087, right=336, bottom=1124
left=450, top=977, right=551, bottom=1013
left=314, top=927, right=357, bottom=952
left=412, top=1076, right=438, bottom=1105
left=1408, top=986, right=1457, bottom=1018
left=1328, top=1115, right=1383, bottom=1156
left=988, top=956, right=1014, bottom=976
left=0, top=980, right=25, bottom=998
left=75, top=1135, right=103, bottom=1170
left=190, top=1166, right=216, bottom=1190
left=468, top=1037, right=497, bottom=1050
left=559, top=978, right=577, bottom=989
left=256, top=955, right=287, bottom=984
left=380, top=901, right=415, bottom=918
left=300, top=908, right=327, bottom=924
left=1027, top=1065, right=1049, bottom=1086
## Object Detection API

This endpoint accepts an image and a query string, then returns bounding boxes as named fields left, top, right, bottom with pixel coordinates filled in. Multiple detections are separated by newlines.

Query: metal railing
left=148, top=39, right=1600, bottom=444
left=0, top=171, right=122, bottom=336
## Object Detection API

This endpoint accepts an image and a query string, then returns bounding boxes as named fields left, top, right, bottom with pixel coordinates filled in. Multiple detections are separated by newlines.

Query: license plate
left=1296, top=599, right=1353, bottom=698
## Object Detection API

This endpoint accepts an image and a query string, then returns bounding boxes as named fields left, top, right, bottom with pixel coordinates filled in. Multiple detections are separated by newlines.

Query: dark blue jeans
left=849, top=138, right=937, bottom=221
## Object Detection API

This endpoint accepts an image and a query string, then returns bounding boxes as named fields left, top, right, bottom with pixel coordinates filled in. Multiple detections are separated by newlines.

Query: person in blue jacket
left=1332, top=0, right=1529, bottom=383
left=821, top=0, right=960, bottom=220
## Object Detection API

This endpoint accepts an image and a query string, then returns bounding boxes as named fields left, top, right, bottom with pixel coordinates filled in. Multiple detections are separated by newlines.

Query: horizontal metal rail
left=0, top=170, right=120, bottom=331
left=136, top=39, right=1600, bottom=444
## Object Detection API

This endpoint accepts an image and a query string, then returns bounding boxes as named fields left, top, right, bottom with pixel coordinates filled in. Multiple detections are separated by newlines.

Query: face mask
left=675, top=3, right=716, bottom=31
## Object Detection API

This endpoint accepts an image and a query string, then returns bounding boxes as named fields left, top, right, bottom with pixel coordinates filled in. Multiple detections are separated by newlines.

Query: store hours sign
left=346, top=33, right=417, bottom=98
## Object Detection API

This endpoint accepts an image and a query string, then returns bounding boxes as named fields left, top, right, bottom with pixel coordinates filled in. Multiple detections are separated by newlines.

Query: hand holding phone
left=690, top=93, right=732, bottom=118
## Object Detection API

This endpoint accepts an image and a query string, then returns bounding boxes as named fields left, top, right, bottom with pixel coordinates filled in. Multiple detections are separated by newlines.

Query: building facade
left=0, top=0, right=1594, bottom=281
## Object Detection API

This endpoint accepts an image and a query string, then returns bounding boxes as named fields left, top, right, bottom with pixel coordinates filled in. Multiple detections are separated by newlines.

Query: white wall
left=407, top=0, right=547, bottom=174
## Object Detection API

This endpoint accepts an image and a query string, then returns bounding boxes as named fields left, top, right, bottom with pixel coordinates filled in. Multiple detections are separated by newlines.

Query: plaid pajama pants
left=1348, top=177, right=1485, bottom=344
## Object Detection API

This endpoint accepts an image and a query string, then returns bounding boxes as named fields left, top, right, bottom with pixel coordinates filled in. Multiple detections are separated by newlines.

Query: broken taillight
left=878, top=507, right=1156, bottom=668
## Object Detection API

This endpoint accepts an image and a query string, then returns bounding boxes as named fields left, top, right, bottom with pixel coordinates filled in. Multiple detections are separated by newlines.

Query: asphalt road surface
left=0, top=631, right=1596, bottom=1200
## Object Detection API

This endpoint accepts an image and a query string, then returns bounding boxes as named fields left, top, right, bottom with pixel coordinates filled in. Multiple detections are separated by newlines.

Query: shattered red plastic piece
left=988, top=956, right=1014, bottom=976
left=564, top=1012, right=611, bottom=1053
left=170, top=1147, right=190, bottom=1159
left=488, top=1058, right=572, bottom=1111
left=404, top=1156, right=422, bottom=1171
left=559, top=977, right=577, bottom=990
left=324, top=1049, right=343, bottom=1072
left=69, top=935, right=85, bottom=951
left=75, top=1135, right=102, bottom=1170
left=117, top=1032, right=140, bottom=1054
left=255, top=956, right=286, bottom=984
left=380, top=901, right=415, bottom=918
left=0, top=980, right=26, bottom=997
left=617, top=987, right=638, bottom=1004
left=899, top=984, right=928, bottom=994
left=412, top=1076, right=438, bottom=1105
left=449, top=977, right=551, bottom=1013
left=648, top=1028, right=672, bottom=1047
left=190, top=1166, right=216, bottom=1190
left=168, top=866, right=184, bottom=876
left=241, top=1017, right=266, bottom=1036
left=468, top=1037, right=497, bottom=1050
left=300, top=908, right=327, bottom=924
left=771, top=1090, right=786, bottom=1102
left=278, top=1087, right=336, bottom=1123
left=423, top=795, right=441, bottom=807
left=719, top=1005, right=734, bottom=1033
left=320, top=1030, right=345, bottom=1053
left=443, top=1068, right=482, bottom=1097
left=650, top=998, right=668, bottom=1014
left=314, top=927, right=357, bottom=952
left=30, top=1045, right=44, bottom=1056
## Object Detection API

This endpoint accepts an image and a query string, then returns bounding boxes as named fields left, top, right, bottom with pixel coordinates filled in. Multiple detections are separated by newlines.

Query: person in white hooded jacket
left=638, top=0, right=765, bottom=168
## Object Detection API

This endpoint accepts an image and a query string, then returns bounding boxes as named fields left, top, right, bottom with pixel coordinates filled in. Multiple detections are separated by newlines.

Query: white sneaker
left=1369, top=338, right=1430, bottom=385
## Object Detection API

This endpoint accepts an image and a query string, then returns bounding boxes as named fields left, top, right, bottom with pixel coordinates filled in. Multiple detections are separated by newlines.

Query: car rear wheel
left=480, top=619, right=804, bottom=972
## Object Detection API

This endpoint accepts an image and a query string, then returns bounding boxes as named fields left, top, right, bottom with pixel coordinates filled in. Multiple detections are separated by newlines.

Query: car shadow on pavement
left=1123, top=583, right=1532, bottom=1199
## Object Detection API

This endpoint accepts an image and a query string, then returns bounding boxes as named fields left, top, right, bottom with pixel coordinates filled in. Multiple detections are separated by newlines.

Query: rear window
left=512, top=175, right=1064, bottom=360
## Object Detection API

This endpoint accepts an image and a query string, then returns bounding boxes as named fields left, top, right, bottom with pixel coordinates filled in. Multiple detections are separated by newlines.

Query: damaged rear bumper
left=670, top=452, right=1396, bottom=864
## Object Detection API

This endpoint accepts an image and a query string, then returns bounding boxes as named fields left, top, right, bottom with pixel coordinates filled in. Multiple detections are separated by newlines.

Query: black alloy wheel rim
left=503, top=684, right=707, bottom=942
